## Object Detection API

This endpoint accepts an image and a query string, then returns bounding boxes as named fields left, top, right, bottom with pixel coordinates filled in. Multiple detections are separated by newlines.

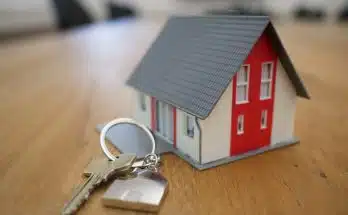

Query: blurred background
left=0, top=0, right=347, bottom=41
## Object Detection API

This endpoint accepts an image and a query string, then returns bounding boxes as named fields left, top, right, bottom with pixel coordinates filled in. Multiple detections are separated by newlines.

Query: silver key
left=83, top=157, right=154, bottom=177
left=61, top=154, right=137, bottom=215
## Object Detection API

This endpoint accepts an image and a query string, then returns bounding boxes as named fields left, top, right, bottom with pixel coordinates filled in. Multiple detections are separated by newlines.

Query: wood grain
left=0, top=18, right=347, bottom=215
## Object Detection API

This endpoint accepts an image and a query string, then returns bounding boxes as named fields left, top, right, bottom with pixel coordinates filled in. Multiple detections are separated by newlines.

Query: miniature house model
left=127, top=15, right=309, bottom=169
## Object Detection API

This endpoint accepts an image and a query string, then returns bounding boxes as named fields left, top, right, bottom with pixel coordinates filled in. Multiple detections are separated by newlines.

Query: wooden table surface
left=0, top=18, right=348, bottom=215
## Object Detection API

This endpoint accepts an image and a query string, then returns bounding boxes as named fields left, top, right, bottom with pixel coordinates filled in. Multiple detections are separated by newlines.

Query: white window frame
left=167, top=104, right=174, bottom=141
left=139, top=93, right=146, bottom=111
left=236, top=64, right=250, bottom=104
left=260, top=62, right=273, bottom=100
left=237, top=114, right=244, bottom=135
left=261, top=110, right=267, bottom=129
left=185, top=114, right=194, bottom=138
left=156, top=100, right=162, bottom=133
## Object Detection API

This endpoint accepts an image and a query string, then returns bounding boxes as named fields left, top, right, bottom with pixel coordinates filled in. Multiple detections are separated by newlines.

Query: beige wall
left=176, top=110, right=200, bottom=162
left=271, top=59, right=297, bottom=145
left=199, top=81, right=233, bottom=164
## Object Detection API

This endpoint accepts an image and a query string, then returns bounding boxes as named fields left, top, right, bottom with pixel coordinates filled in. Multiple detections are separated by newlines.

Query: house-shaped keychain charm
left=111, top=15, right=309, bottom=170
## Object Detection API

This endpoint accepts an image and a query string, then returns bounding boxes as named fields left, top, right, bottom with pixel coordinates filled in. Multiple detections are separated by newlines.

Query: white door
left=156, top=101, right=174, bottom=142
left=156, top=101, right=163, bottom=134
left=166, top=105, right=174, bottom=141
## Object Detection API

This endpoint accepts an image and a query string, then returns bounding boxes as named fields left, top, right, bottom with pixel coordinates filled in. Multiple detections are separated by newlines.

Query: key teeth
left=62, top=204, right=76, bottom=215
left=63, top=198, right=86, bottom=215
left=62, top=182, right=99, bottom=215
left=62, top=207, right=76, bottom=215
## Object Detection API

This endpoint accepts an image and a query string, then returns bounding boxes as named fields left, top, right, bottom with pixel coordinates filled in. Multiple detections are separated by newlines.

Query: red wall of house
left=230, top=30, right=278, bottom=155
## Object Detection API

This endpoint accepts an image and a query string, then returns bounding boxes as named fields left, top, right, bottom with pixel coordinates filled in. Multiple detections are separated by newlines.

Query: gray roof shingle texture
left=127, top=15, right=309, bottom=119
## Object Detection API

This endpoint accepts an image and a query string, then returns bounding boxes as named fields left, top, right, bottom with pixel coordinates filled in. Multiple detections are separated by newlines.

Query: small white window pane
left=262, top=63, right=272, bottom=80
left=266, top=63, right=272, bottom=76
left=261, top=110, right=267, bottom=129
left=156, top=101, right=161, bottom=132
left=238, top=66, right=248, bottom=83
left=236, top=65, right=249, bottom=103
left=262, top=69, right=270, bottom=80
left=186, top=115, right=194, bottom=138
left=237, top=85, right=248, bottom=102
left=158, top=102, right=163, bottom=134
left=260, top=82, right=270, bottom=98
left=260, top=63, right=273, bottom=99
left=168, top=105, right=174, bottom=141
left=237, top=115, right=244, bottom=135
left=237, top=69, right=244, bottom=82
left=139, top=93, right=146, bottom=111
left=161, top=103, right=167, bottom=137
left=162, top=103, right=168, bottom=137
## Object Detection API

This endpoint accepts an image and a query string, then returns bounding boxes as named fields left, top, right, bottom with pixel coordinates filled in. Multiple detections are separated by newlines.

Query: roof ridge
left=170, top=15, right=270, bottom=20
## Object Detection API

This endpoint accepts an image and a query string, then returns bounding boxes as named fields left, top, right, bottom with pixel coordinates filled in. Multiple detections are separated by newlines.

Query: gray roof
left=127, top=15, right=309, bottom=119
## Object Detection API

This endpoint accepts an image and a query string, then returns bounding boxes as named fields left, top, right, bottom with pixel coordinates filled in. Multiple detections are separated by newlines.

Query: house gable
left=199, top=28, right=298, bottom=162
left=230, top=28, right=278, bottom=155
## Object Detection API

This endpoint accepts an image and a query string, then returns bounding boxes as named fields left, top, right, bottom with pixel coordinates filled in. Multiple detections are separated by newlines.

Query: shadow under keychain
left=99, top=118, right=168, bottom=213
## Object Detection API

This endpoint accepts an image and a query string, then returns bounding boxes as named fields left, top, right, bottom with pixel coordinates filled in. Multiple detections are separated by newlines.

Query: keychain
left=99, top=118, right=168, bottom=212
left=61, top=118, right=167, bottom=214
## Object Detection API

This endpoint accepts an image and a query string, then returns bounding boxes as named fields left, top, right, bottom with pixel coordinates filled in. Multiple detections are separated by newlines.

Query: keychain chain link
left=143, top=153, right=160, bottom=172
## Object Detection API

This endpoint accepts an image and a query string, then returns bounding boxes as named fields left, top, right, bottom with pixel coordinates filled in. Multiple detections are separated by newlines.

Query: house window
left=155, top=101, right=174, bottom=141
left=185, top=114, right=194, bottom=138
left=236, top=65, right=250, bottom=104
left=260, top=62, right=273, bottom=99
left=156, top=100, right=161, bottom=132
left=261, top=110, right=267, bottom=129
left=237, top=115, right=244, bottom=135
left=139, top=93, right=146, bottom=111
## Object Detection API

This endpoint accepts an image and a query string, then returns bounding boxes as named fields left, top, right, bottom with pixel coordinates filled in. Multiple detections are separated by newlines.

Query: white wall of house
left=176, top=110, right=200, bottom=162
left=199, top=81, right=233, bottom=164
left=271, top=59, right=297, bottom=145
left=134, top=92, right=151, bottom=128
left=134, top=92, right=200, bottom=162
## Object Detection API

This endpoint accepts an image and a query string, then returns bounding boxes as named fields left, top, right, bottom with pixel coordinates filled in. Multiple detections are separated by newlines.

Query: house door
left=156, top=101, right=174, bottom=142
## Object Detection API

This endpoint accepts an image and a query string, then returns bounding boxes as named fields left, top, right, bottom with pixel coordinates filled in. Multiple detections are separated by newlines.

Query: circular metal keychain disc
left=99, top=118, right=156, bottom=161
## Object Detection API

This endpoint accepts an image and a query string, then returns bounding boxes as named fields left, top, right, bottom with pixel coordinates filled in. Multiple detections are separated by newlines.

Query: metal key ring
left=99, top=118, right=156, bottom=161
